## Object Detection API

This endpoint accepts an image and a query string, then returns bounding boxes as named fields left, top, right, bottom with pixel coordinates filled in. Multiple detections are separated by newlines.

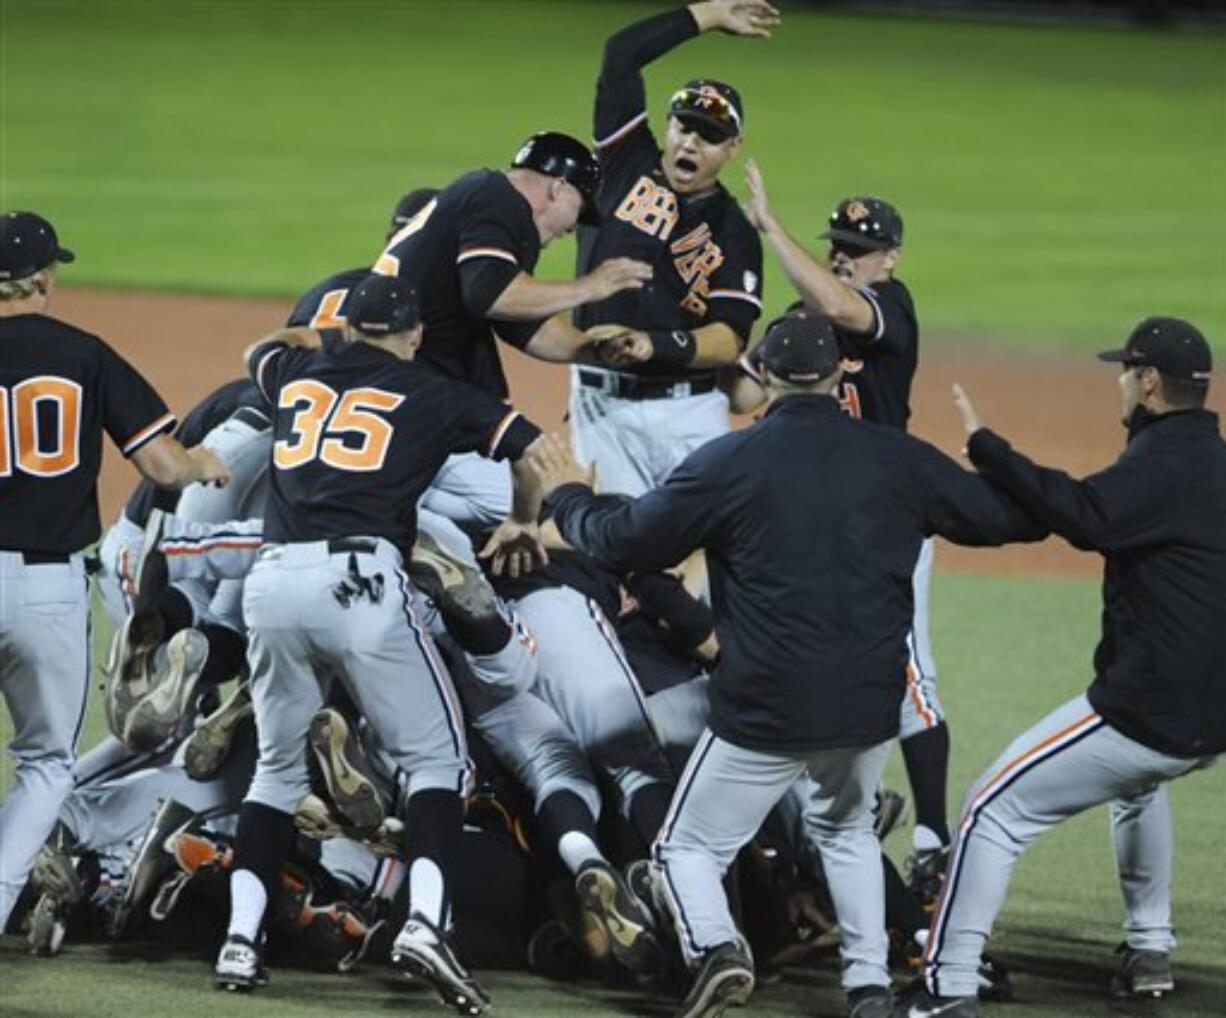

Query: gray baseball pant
left=924, top=693, right=1218, bottom=997
left=0, top=552, right=91, bottom=928
left=654, top=729, right=892, bottom=990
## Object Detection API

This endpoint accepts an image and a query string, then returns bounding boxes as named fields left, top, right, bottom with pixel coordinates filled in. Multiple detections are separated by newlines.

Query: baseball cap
left=345, top=275, right=420, bottom=336
left=758, top=310, right=841, bottom=383
left=0, top=211, right=75, bottom=281
left=821, top=197, right=903, bottom=251
left=390, top=188, right=440, bottom=230
left=512, top=132, right=602, bottom=226
left=1097, top=317, right=1212, bottom=382
left=669, top=80, right=744, bottom=141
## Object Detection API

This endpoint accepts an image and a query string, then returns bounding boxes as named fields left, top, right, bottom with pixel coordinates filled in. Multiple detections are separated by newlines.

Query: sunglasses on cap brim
left=829, top=239, right=884, bottom=259
left=671, top=89, right=740, bottom=128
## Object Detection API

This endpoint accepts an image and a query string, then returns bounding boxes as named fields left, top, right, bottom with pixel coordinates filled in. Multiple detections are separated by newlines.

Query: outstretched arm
left=485, top=259, right=652, bottom=321
left=744, top=160, right=874, bottom=334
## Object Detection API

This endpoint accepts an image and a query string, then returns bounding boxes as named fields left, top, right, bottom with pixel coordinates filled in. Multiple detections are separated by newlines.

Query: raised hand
left=693, top=0, right=782, bottom=38
left=743, top=159, right=775, bottom=233
left=952, top=384, right=983, bottom=444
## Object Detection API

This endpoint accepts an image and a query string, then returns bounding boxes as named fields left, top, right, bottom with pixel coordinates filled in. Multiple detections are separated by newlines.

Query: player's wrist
left=687, top=3, right=719, bottom=33
left=647, top=329, right=698, bottom=369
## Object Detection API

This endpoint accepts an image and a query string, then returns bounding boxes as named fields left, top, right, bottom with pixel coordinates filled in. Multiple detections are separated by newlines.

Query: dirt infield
left=62, top=286, right=1210, bottom=581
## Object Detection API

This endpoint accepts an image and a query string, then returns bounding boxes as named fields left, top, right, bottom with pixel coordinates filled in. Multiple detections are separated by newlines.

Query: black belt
left=577, top=369, right=716, bottom=401
left=327, top=538, right=379, bottom=555
left=11, top=551, right=71, bottom=565
left=232, top=406, right=271, bottom=431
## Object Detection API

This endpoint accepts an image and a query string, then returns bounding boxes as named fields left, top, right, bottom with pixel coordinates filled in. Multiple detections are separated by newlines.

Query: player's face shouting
left=828, top=244, right=898, bottom=287
left=662, top=116, right=740, bottom=194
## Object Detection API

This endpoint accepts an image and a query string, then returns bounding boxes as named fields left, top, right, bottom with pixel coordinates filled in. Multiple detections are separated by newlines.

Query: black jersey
left=368, top=170, right=542, bottom=398
left=286, top=267, right=370, bottom=329
left=822, top=277, right=918, bottom=431
left=489, top=547, right=622, bottom=621
left=123, top=379, right=269, bottom=527
left=0, top=313, right=175, bottom=554
left=249, top=336, right=540, bottom=548
left=575, top=8, right=763, bottom=380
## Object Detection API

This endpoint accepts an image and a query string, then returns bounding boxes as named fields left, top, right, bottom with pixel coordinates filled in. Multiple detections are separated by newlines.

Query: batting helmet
left=512, top=132, right=602, bottom=226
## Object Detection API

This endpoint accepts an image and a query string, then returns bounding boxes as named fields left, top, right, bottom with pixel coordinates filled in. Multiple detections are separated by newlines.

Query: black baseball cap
left=1097, top=317, right=1212, bottom=382
left=390, top=188, right=440, bottom=230
left=346, top=275, right=420, bottom=336
left=669, top=80, right=744, bottom=141
left=512, top=132, right=602, bottom=226
left=821, top=197, right=903, bottom=251
left=758, top=310, right=841, bottom=383
left=0, top=211, right=76, bottom=281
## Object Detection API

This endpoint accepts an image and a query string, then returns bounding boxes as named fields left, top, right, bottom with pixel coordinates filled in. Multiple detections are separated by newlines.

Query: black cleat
left=1110, top=941, right=1174, bottom=998
left=676, top=940, right=754, bottom=1018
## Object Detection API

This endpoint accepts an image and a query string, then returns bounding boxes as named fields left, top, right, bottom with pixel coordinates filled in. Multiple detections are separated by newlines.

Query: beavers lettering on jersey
left=248, top=336, right=540, bottom=548
left=0, top=313, right=175, bottom=553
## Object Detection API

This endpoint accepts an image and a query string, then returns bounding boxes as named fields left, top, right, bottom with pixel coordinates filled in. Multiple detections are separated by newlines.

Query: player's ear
left=726, top=136, right=743, bottom=159
left=883, top=248, right=900, bottom=272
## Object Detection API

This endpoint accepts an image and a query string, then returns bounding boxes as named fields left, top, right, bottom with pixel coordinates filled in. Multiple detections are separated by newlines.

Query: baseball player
left=516, top=312, right=1040, bottom=1018
left=741, top=164, right=953, bottom=905
left=568, top=0, right=777, bottom=496
left=909, top=319, right=1224, bottom=1018
left=0, top=211, right=228, bottom=932
left=213, top=275, right=548, bottom=1016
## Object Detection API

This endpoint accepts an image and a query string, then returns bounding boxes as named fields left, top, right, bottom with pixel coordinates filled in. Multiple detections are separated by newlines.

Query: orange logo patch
left=845, top=200, right=870, bottom=223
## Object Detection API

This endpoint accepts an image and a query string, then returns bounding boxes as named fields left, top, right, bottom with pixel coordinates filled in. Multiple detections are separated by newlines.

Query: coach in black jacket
left=522, top=310, right=1039, bottom=1018
left=911, top=317, right=1225, bottom=1018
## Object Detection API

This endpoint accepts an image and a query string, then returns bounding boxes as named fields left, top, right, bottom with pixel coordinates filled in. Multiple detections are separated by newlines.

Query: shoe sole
left=409, top=533, right=496, bottom=619
left=309, top=711, right=384, bottom=829
left=1112, top=977, right=1174, bottom=998
left=131, top=509, right=167, bottom=616
left=31, top=853, right=82, bottom=906
left=391, top=945, right=489, bottom=1016
left=184, top=684, right=253, bottom=779
left=27, top=896, right=67, bottom=956
left=576, top=866, right=659, bottom=973
left=104, top=613, right=162, bottom=737
left=679, top=968, right=754, bottom=1018
left=125, top=630, right=209, bottom=747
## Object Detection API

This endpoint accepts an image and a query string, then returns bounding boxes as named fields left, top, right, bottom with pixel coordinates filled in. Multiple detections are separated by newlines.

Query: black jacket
left=546, top=394, right=1040, bottom=754
left=969, top=408, right=1226, bottom=758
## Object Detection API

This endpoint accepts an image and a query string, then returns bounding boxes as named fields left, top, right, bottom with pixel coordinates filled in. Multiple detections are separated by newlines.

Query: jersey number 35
left=274, top=381, right=404, bottom=473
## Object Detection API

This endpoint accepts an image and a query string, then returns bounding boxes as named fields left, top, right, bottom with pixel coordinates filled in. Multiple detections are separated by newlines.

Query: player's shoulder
left=3, top=311, right=104, bottom=349
left=1, top=312, right=122, bottom=373
left=865, top=276, right=915, bottom=312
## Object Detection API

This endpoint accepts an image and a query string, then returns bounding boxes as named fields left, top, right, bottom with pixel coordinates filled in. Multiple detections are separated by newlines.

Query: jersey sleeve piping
left=595, top=111, right=649, bottom=150
left=487, top=410, right=522, bottom=458
left=708, top=289, right=763, bottom=310
left=855, top=284, right=886, bottom=341
left=121, top=412, right=177, bottom=456
left=456, top=248, right=520, bottom=266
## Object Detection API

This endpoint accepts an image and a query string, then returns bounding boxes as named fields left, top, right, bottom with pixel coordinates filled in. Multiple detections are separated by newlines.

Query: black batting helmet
left=511, top=132, right=602, bottom=226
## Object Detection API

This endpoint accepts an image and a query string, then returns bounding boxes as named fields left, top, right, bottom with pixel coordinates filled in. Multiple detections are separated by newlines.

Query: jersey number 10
left=274, top=380, right=405, bottom=473
left=0, top=377, right=82, bottom=478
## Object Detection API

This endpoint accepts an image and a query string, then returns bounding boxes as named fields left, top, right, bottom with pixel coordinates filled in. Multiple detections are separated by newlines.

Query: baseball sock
left=538, top=790, right=602, bottom=873
left=198, top=623, right=247, bottom=686
left=901, top=722, right=951, bottom=847
left=405, top=789, right=463, bottom=928
left=627, top=781, right=674, bottom=851
left=229, top=801, right=295, bottom=940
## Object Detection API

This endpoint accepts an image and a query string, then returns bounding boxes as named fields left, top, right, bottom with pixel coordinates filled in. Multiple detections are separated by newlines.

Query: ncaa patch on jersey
left=743, top=270, right=759, bottom=294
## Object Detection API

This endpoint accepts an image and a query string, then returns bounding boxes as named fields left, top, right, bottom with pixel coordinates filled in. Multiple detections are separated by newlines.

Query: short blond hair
left=0, top=275, right=40, bottom=301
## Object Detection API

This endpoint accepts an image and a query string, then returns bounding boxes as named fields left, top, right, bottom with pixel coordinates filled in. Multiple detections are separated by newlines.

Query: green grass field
left=3, top=572, right=1224, bottom=1016
left=2, top=0, right=1224, bottom=351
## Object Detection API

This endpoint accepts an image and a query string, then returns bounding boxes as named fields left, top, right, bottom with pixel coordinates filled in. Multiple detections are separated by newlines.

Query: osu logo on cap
left=845, top=200, right=870, bottom=223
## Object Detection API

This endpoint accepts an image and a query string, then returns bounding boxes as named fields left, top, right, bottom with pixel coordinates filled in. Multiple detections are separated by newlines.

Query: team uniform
left=571, top=8, right=764, bottom=495
left=219, top=316, right=540, bottom=1008
left=922, top=380, right=1225, bottom=1007
left=0, top=311, right=175, bottom=928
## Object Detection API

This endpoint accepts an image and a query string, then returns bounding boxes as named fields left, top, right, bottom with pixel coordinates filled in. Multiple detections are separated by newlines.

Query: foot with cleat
left=575, top=858, right=660, bottom=974
left=214, top=933, right=268, bottom=992
left=391, top=911, right=491, bottom=1015
left=308, top=707, right=385, bottom=829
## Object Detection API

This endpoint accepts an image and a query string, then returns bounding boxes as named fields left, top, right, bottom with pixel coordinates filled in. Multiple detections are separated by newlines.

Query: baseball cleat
left=27, top=894, right=69, bottom=957
left=308, top=708, right=385, bottom=829
left=575, top=858, right=660, bottom=974
left=891, top=988, right=980, bottom=1017
left=391, top=912, right=491, bottom=1015
left=676, top=940, right=754, bottom=1018
left=1110, top=942, right=1174, bottom=998
left=214, top=933, right=268, bottom=991
left=906, top=846, right=950, bottom=912
left=293, top=794, right=404, bottom=856
left=150, top=828, right=231, bottom=921
left=111, top=798, right=198, bottom=938
left=409, top=529, right=498, bottom=622
left=123, top=628, right=209, bottom=751
left=30, top=824, right=84, bottom=907
left=128, top=507, right=168, bottom=615
left=848, top=985, right=893, bottom=1018
left=103, top=611, right=164, bottom=741
left=183, top=678, right=254, bottom=780
left=873, top=788, right=908, bottom=841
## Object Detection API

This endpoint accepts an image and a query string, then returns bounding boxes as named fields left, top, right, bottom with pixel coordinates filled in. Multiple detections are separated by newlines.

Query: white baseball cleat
left=391, top=912, right=490, bottom=1015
